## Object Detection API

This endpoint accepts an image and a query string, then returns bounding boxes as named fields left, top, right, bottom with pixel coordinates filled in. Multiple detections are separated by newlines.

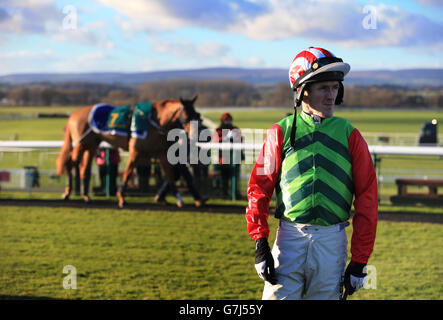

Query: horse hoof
left=83, top=195, right=91, bottom=203
left=155, top=195, right=169, bottom=206
left=116, top=192, right=125, bottom=207
left=177, top=200, right=184, bottom=208
left=62, top=193, right=70, bottom=201
left=195, top=198, right=208, bottom=208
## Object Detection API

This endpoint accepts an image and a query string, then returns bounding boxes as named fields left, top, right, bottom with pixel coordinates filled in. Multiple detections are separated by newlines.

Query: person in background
left=154, top=162, right=206, bottom=208
left=96, top=147, right=120, bottom=196
left=190, top=114, right=210, bottom=193
left=154, top=122, right=206, bottom=208
left=213, top=113, right=242, bottom=199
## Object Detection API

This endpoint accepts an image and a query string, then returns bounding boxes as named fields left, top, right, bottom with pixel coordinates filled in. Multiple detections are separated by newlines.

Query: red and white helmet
left=289, top=47, right=350, bottom=90
left=287, top=47, right=350, bottom=149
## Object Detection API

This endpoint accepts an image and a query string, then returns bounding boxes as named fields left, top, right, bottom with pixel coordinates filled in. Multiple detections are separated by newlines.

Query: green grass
left=354, top=220, right=443, bottom=300
left=0, top=106, right=79, bottom=116
left=0, top=118, right=66, bottom=140
left=201, top=108, right=443, bottom=133
left=1, top=106, right=442, bottom=300
left=0, top=199, right=441, bottom=300
left=2, top=107, right=442, bottom=140
left=0, top=204, right=260, bottom=300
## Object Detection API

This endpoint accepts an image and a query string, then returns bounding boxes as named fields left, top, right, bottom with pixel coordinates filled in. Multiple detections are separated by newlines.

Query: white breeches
left=262, top=219, right=349, bottom=300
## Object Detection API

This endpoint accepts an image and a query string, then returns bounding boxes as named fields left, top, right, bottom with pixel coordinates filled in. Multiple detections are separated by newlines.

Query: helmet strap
left=294, top=83, right=306, bottom=108
left=335, top=82, right=344, bottom=105
left=290, top=83, right=306, bottom=149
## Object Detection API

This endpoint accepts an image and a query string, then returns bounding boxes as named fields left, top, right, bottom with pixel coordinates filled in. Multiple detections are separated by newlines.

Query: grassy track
left=0, top=203, right=441, bottom=300
left=1, top=106, right=442, bottom=300
left=0, top=204, right=260, bottom=300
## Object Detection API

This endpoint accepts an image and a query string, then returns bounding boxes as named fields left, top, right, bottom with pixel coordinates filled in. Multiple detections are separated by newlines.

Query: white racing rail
left=195, top=142, right=443, bottom=156
left=0, top=140, right=442, bottom=156
left=1, top=140, right=441, bottom=199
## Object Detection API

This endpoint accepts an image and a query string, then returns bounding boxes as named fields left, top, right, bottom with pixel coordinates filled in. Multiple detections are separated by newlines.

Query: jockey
left=246, top=47, right=378, bottom=300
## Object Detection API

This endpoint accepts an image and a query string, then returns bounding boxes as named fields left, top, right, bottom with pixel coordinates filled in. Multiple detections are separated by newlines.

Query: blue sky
left=0, top=0, right=442, bottom=76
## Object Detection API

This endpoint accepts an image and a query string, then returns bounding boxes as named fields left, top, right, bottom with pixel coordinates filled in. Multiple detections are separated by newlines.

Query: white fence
left=1, top=139, right=442, bottom=190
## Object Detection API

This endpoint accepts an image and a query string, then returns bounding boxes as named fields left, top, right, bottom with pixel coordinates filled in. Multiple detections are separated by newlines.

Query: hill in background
left=0, top=67, right=441, bottom=87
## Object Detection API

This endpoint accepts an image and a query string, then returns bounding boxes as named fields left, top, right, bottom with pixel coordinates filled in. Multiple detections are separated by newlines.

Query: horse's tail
left=56, top=124, right=72, bottom=175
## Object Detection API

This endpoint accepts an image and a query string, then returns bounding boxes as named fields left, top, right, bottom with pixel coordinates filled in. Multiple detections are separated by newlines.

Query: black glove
left=254, top=238, right=277, bottom=285
left=343, top=261, right=367, bottom=296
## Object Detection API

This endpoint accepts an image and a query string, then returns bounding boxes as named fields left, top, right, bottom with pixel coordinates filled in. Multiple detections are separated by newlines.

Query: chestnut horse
left=56, top=96, right=200, bottom=208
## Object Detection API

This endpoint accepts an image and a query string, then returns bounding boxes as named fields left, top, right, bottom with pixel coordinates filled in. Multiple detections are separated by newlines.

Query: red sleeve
left=246, top=124, right=284, bottom=241
left=348, top=129, right=378, bottom=264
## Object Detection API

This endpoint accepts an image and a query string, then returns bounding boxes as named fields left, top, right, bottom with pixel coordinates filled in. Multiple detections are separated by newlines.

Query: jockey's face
left=302, top=80, right=339, bottom=118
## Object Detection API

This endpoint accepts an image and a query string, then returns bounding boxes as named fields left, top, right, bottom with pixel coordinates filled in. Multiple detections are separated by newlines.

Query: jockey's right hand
left=255, top=238, right=277, bottom=285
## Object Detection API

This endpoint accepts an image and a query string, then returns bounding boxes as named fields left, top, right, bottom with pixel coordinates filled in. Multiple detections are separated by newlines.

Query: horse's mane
left=155, top=98, right=179, bottom=108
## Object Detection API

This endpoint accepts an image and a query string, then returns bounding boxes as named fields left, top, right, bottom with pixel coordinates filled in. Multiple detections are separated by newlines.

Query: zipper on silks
left=312, top=128, right=316, bottom=209
left=312, top=116, right=321, bottom=209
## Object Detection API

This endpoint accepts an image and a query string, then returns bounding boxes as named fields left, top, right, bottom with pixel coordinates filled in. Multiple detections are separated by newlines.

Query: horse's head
left=155, top=95, right=200, bottom=136
left=178, top=95, right=200, bottom=135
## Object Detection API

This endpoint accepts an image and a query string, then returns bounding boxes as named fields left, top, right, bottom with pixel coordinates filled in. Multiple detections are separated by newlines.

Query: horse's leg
left=79, top=149, right=93, bottom=203
left=116, top=152, right=138, bottom=209
left=57, top=124, right=74, bottom=200
left=59, top=105, right=96, bottom=201
left=62, top=159, right=73, bottom=200
left=159, top=153, right=184, bottom=208
left=68, top=143, right=88, bottom=201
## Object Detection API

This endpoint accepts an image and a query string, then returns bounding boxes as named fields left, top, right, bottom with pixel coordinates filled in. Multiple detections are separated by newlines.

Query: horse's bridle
left=148, top=104, right=188, bottom=136
left=177, top=104, right=188, bottom=125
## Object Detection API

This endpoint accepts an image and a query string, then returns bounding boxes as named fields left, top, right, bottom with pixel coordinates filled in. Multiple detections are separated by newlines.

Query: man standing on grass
left=246, top=47, right=378, bottom=300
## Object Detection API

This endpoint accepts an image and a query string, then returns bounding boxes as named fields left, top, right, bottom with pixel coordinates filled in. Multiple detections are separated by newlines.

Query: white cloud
left=51, top=27, right=97, bottom=45
left=0, top=49, right=52, bottom=59
left=76, top=51, right=105, bottom=63
left=247, top=56, right=266, bottom=67
left=0, top=1, right=116, bottom=49
left=98, top=0, right=443, bottom=49
left=0, top=0, right=62, bottom=34
left=219, top=56, right=240, bottom=67
left=50, top=51, right=110, bottom=72
left=0, top=49, right=107, bottom=73
left=50, top=20, right=115, bottom=49
left=0, top=48, right=55, bottom=74
left=151, top=38, right=230, bottom=59
left=230, top=0, right=443, bottom=49
left=100, top=0, right=187, bottom=33
left=98, top=0, right=265, bottom=33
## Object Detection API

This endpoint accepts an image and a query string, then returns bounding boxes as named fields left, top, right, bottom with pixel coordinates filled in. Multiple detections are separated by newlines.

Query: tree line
left=1, top=79, right=442, bottom=109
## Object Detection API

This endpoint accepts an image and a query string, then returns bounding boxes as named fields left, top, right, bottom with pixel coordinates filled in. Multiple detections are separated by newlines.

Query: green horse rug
left=88, top=102, right=153, bottom=139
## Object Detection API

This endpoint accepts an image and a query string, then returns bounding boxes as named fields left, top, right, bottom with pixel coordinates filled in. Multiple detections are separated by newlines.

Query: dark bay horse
left=56, top=96, right=200, bottom=208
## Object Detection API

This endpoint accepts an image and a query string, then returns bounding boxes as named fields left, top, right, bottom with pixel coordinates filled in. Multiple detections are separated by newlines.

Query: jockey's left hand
left=344, top=261, right=367, bottom=296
